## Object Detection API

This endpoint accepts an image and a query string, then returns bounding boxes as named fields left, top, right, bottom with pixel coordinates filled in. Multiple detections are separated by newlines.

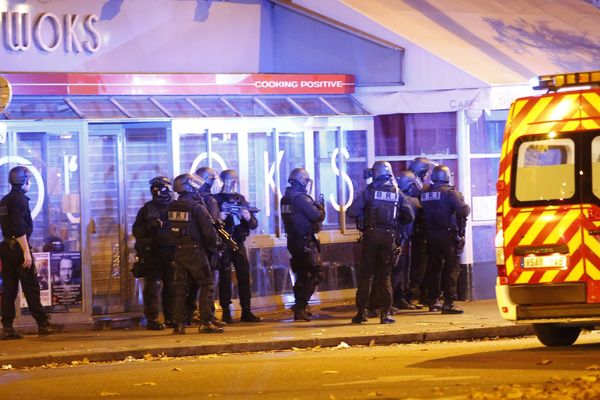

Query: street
left=2, top=333, right=600, bottom=399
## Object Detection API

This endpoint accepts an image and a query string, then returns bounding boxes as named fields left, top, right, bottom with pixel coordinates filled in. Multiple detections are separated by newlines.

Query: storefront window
left=0, top=128, right=82, bottom=312
left=314, top=129, right=368, bottom=231
left=247, top=131, right=276, bottom=235
left=179, top=131, right=209, bottom=173
left=278, top=131, right=305, bottom=235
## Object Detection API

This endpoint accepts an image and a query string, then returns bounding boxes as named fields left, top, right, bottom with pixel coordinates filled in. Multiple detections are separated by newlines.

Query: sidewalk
left=0, top=299, right=534, bottom=368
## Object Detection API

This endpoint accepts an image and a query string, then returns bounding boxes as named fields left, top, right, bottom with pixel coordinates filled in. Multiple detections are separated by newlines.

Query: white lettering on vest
left=374, top=191, right=399, bottom=202
left=421, top=192, right=441, bottom=202
left=168, top=211, right=190, bottom=222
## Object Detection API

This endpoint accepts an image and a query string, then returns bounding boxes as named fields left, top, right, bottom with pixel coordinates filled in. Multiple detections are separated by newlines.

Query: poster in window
left=50, top=252, right=82, bottom=306
left=20, top=252, right=52, bottom=308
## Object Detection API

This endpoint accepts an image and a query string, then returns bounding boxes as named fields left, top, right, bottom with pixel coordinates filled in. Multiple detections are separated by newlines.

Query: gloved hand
left=454, top=235, right=465, bottom=256
left=240, top=208, right=251, bottom=221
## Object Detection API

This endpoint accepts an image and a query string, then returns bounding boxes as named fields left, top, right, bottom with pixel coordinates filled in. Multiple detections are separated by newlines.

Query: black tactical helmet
left=149, top=176, right=172, bottom=202
left=220, top=169, right=238, bottom=193
left=195, top=167, right=217, bottom=186
left=173, top=173, right=204, bottom=194
left=9, top=165, right=30, bottom=187
left=431, top=165, right=452, bottom=184
left=397, top=170, right=417, bottom=193
left=409, top=157, right=432, bottom=180
left=371, top=161, right=393, bottom=181
left=288, top=168, right=311, bottom=189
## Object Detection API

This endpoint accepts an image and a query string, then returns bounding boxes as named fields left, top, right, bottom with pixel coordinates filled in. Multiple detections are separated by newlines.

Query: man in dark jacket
left=280, top=168, right=325, bottom=321
left=168, top=173, right=223, bottom=334
left=421, top=165, right=470, bottom=314
left=348, top=161, right=414, bottom=324
left=0, top=166, right=62, bottom=339
left=214, top=169, right=261, bottom=323
left=132, top=176, right=175, bottom=330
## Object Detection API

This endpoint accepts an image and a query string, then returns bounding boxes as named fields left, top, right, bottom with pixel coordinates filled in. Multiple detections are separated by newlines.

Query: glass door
left=88, top=127, right=127, bottom=314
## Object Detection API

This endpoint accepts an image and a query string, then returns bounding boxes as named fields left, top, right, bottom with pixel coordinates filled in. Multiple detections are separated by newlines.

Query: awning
left=291, top=0, right=600, bottom=113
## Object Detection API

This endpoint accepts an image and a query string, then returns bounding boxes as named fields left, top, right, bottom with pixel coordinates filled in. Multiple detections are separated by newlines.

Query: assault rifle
left=221, top=201, right=260, bottom=218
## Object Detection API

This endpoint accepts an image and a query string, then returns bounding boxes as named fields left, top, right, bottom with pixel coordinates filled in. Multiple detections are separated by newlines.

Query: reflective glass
left=247, top=132, right=276, bottom=235
left=0, top=130, right=82, bottom=312
left=70, top=98, right=126, bottom=118
left=189, top=97, right=237, bottom=117
left=227, top=98, right=271, bottom=117
left=113, top=98, right=167, bottom=118
left=259, top=98, right=303, bottom=116
left=153, top=97, right=204, bottom=118
left=179, top=132, right=209, bottom=174
left=322, top=96, right=368, bottom=115
left=470, top=110, right=507, bottom=154
left=5, top=98, right=79, bottom=119
left=291, top=97, right=336, bottom=116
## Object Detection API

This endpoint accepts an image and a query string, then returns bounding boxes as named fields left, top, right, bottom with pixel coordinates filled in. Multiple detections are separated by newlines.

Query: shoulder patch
left=281, top=204, right=292, bottom=214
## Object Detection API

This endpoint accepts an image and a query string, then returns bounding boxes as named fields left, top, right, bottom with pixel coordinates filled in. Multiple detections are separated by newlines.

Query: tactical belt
left=2, top=237, right=17, bottom=246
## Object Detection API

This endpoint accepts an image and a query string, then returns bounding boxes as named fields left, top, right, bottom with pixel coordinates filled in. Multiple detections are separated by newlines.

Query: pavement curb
left=2, top=324, right=535, bottom=368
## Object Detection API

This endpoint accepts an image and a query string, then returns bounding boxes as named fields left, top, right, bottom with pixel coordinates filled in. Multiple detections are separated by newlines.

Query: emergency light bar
left=532, top=71, right=600, bottom=91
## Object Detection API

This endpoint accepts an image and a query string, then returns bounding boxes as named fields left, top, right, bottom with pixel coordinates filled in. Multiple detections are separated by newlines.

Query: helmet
left=409, top=157, right=432, bottom=180
left=195, top=167, right=217, bottom=185
left=220, top=169, right=238, bottom=194
left=149, top=176, right=172, bottom=203
left=288, top=168, right=311, bottom=190
left=431, top=165, right=452, bottom=184
left=396, top=170, right=416, bottom=194
left=173, top=173, right=204, bottom=194
left=371, top=161, right=393, bottom=181
left=9, top=165, right=30, bottom=186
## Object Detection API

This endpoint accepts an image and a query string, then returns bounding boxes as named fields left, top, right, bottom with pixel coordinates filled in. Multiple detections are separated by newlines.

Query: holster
left=130, top=259, right=146, bottom=278
left=304, top=237, right=322, bottom=267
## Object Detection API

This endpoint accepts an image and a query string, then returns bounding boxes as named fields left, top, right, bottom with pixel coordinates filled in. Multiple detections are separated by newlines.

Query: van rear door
left=582, top=130, right=600, bottom=303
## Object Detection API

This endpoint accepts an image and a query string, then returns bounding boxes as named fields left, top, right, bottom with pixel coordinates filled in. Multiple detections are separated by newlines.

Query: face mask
left=305, top=179, right=313, bottom=195
left=211, top=177, right=223, bottom=195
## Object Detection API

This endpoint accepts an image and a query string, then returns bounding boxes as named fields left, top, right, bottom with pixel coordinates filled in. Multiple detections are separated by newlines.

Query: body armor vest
left=167, top=198, right=202, bottom=245
left=364, top=183, right=400, bottom=229
left=420, top=185, right=457, bottom=230
left=146, top=201, right=172, bottom=245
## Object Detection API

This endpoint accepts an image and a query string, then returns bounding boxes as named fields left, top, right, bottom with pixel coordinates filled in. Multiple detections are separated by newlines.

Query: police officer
left=391, top=170, right=423, bottom=310
left=178, top=167, right=223, bottom=326
left=280, top=168, right=325, bottom=321
left=420, top=165, right=470, bottom=314
left=0, top=166, right=62, bottom=339
left=214, top=169, right=261, bottom=323
left=406, top=157, right=433, bottom=309
left=132, top=176, right=175, bottom=330
left=168, top=173, right=224, bottom=334
left=348, top=161, right=414, bottom=324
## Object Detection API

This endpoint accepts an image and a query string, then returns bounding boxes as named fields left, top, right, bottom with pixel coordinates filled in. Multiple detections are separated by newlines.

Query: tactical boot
left=173, top=323, right=186, bottom=335
left=442, top=303, right=464, bottom=315
left=293, top=305, right=311, bottom=321
left=38, top=321, right=63, bottom=336
left=240, top=309, right=261, bottom=323
left=1, top=326, right=23, bottom=340
left=163, top=319, right=176, bottom=328
left=146, top=319, right=165, bottom=331
left=395, top=298, right=416, bottom=310
left=305, top=305, right=313, bottom=317
left=428, top=301, right=443, bottom=312
left=409, top=300, right=424, bottom=310
left=210, top=317, right=226, bottom=328
left=380, top=312, right=395, bottom=324
left=221, top=308, right=234, bottom=324
left=351, top=309, right=368, bottom=324
left=199, top=321, right=225, bottom=333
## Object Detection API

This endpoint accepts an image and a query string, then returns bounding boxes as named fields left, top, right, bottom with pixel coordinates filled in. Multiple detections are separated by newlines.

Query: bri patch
left=168, top=211, right=190, bottom=222
left=373, top=191, right=399, bottom=202
left=421, top=192, right=441, bottom=201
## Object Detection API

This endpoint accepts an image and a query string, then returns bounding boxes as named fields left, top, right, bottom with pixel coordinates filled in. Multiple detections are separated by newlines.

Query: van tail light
left=495, top=215, right=507, bottom=282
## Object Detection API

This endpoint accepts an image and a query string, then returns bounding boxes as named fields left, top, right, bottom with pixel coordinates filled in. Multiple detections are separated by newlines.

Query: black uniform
left=348, top=181, right=414, bottom=320
left=185, top=187, right=221, bottom=324
left=280, top=186, right=325, bottom=318
left=407, top=180, right=429, bottom=306
left=0, top=187, right=50, bottom=330
left=391, top=194, right=421, bottom=308
left=420, top=183, right=470, bottom=310
left=213, top=192, right=258, bottom=318
left=168, top=193, right=219, bottom=327
left=132, top=199, right=175, bottom=327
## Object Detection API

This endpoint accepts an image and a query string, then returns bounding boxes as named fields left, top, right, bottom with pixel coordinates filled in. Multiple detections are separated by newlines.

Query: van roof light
left=533, top=71, right=600, bottom=92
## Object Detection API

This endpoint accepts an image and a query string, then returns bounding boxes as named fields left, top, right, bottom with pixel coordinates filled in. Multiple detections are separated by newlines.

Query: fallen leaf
left=1, top=365, right=13, bottom=370
left=322, top=370, right=339, bottom=374
left=100, top=392, right=120, bottom=397
left=124, top=356, right=135, bottom=362
left=172, top=367, right=181, bottom=372
left=207, top=394, right=220, bottom=397
left=369, top=339, right=375, bottom=347
left=586, top=365, right=600, bottom=370
left=133, top=382, right=157, bottom=386
left=366, top=392, right=383, bottom=397
left=81, top=358, right=90, bottom=364
left=336, top=342, right=350, bottom=349
left=143, top=354, right=154, bottom=361
left=537, top=360, right=553, bottom=365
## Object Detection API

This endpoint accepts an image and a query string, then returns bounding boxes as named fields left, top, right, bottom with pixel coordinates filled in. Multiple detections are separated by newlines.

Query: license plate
left=522, top=255, right=567, bottom=269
